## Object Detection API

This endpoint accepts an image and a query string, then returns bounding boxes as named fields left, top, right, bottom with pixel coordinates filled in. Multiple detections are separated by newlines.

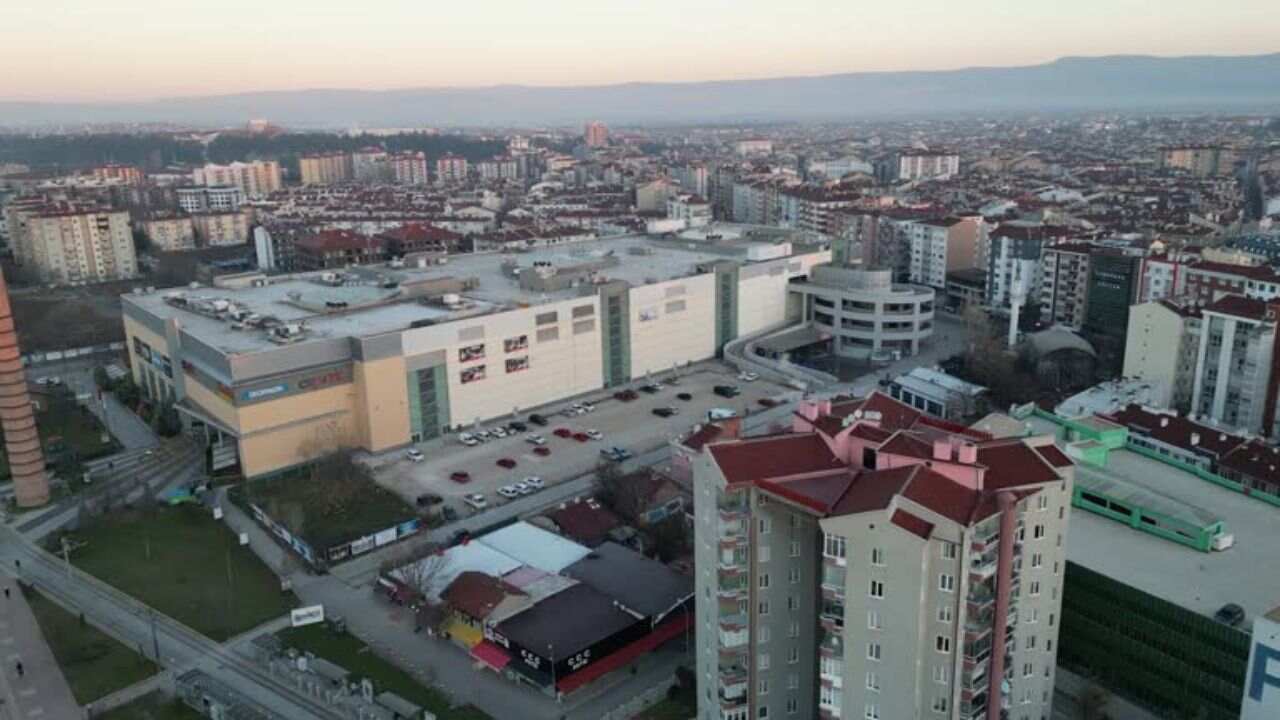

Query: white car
left=458, top=433, right=479, bottom=447
left=509, top=481, right=530, bottom=495
left=491, top=427, right=508, bottom=439
left=525, top=434, right=547, bottom=446
left=580, top=402, right=596, bottom=412
left=406, top=448, right=425, bottom=462
left=497, top=485, right=520, bottom=499
left=585, top=429, right=603, bottom=441
left=464, top=493, right=488, bottom=510
left=738, top=371, right=760, bottom=382
left=474, top=430, right=491, bottom=441
left=523, top=476, right=544, bottom=489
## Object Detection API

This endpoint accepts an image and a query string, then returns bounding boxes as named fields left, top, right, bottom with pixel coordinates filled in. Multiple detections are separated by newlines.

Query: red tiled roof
left=890, top=509, right=934, bottom=540
left=1102, top=404, right=1242, bottom=458
left=1204, top=294, right=1272, bottom=321
left=830, top=465, right=922, bottom=516
left=850, top=424, right=893, bottom=443
left=379, top=222, right=462, bottom=243
left=975, top=439, right=1060, bottom=491
left=757, top=470, right=858, bottom=514
left=549, top=500, right=622, bottom=547
left=878, top=431, right=935, bottom=460
left=681, top=423, right=725, bottom=451
left=1219, top=439, right=1280, bottom=488
left=900, top=469, right=988, bottom=524
left=1032, top=444, right=1074, bottom=468
left=707, top=433, right=842, bottom=486
left=441, top=571, right=524, bottom=620
left=295, top=228, right=378, bottom=252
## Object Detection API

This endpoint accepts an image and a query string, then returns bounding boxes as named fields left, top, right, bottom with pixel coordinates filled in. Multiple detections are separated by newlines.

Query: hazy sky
left=2, top=0, right=1275, bottom=102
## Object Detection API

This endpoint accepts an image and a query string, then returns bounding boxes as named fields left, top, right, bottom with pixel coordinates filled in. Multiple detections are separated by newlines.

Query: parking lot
left=370, top=361, right=793, bottom=514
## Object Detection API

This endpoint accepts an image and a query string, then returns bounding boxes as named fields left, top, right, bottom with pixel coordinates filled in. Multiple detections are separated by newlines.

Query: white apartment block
left=692, top=393, right=1073, bottom=720
left=177, top=185, right=244, bottom=213
left=907, top=217, right=982, bottom=290
left=192, top=161, right=282, bottom=199
left=299, top=153, right=353, bottom=185
left=1190, top=295, right=1280, bottom=438
left=1123, top=299, right=1203, bottom=412
left=668, top=193, right=712, bottom=228
left=389, top=152, right=429, bottom=185
left=10, top=207, right=136, bottom=283
left=1039, top=244, right=1092, bottom=329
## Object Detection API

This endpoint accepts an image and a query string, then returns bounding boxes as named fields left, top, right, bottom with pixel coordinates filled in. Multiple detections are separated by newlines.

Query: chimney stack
left=0, top=269, right=49, bottom=507
left=932, top=439, right=951, bottom=461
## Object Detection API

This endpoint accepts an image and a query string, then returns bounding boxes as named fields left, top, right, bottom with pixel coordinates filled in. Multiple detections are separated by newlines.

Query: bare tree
left=1080, top=683, right=1111, bottom=720
left=595, top=462, right=649, bottom=523
left=380, top=542, right=449, bottom=633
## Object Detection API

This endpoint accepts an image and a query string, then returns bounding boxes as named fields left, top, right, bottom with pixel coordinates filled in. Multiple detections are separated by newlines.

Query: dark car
left=496, top=458, right=517, bottom=469
left=449, top=471, right=471, bottom=484
left=1213, top=603, right=1245, bottom=626
left=415, top=493, right=443, bottom=507
left=613, top=389, right=639, bottom=402
left=758, top=397, right=779, bottom=408
left=553, top=427, right=573, bottom=438
left=508, top=421, right=528, bottom=433
left=676, top=392, right=693, bottom=401
left=713, top=384, right=741, bottom=398
left=639, top=384, right=661, bottom=394
left=528, top=413, right=549, bottom=426
left=450, top=529, right=472, bottom=546
left=652, top=407, right=676, bottom=418
left=533, top=446, right=551, bottom=457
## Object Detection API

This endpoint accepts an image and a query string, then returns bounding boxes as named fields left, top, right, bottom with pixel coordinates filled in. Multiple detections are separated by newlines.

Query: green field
left=96, top=691, right=203, bottom=720
left=278, top=624, right=491, bottom=720
left=66, top=504, right=296, bottom=641
left=22, top=586, right=156, bottom=704
left=230, top=457, right=417, bottom=551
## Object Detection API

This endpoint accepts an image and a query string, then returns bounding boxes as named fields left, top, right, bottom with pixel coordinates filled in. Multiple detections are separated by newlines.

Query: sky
left=1, top=0, right=1276, bottom=102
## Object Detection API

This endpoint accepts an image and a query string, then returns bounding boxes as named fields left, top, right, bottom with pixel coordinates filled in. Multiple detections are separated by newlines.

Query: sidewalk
left=0, top=580, right=81, bottom=720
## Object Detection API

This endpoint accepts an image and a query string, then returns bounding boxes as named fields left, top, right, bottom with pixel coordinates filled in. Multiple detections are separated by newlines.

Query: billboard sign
left=291, top=605, right=325, bottom=628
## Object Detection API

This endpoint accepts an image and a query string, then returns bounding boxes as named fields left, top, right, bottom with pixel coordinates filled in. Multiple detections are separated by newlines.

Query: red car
left=449, top=471, right=471, bottom=484
left=533, top=446, right=551, bottom=457
left=552, top=427, right=573, bottom=438
left=572, top=432, right=590, bottom=443
left=496, top=458, right=517, bottom=469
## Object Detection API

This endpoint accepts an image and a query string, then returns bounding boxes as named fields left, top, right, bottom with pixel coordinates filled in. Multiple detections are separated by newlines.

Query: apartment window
left=865, top=703, right=880, bottom=720
left=787, top=673, right=799, bottom=690
left=1038, top=494, right=1049, bottom=511
left=824, top=534, right=847, bottom=560
left=1027, top=608, right=1039, bottom=624
left=868, top=611, right=882, bottom=630
left=870, top=547, right=886, bottom=566
left=1023, top=662, right=1034, bottom=677
left=789, top=540, right=801, bottom=558
left=759, top=626, right=771, bottom=644
left=935, top=636, right=951, bottom=653
left=1030, top=581, right=1041, bottom=597
left=759, top=545, right=771, bottom=563
left=1033, top=524, right=1045, bottom=539
left=759, top=706, right=769, bottom=719
left=866, top=671, right=880, bottom=691
left=760, top=518, right=773, bottom=535
left=939, top=573, right=956, bottom=592
left=787, top=595, right=799, bottom=612
left=1031, top=553, right=1043, bottom=569
left=867, top=642, right=882, bottom=661
left=759, top=601, right=770, bottom=616
left=869, top=580, right=884, bottom=598
left=788, top=621, right=800, bottom=638
left=759, top=653, right=771, bottom=670
left=786, top=698, right=798, bottom=715
left=931, top=697, right=949, bottom=713
left=759, top=678, right=769, bottom=695
left=1047, top=639, right=1054, bottom=653
left=788, top=567, right=801, bottom=584
left=759, top=574, right=771, bottom=589
left=938, top=605, right=953, bottom=624
left=932, top=665, right=949, bottom=684
left=1027, top=635, right=1038, bottom=650
left=1049, top=613, right=1056, bottom=627
left=788, top=647, right=799, bottom=664
left=940, top=542, right=958, bottom=560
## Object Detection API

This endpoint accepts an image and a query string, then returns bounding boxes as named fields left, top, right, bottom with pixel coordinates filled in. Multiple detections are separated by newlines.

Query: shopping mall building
left=122, top=228, right=829, bottom=477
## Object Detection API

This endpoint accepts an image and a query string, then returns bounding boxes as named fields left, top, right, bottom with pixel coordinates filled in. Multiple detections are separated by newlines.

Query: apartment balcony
left=819, top=708, right=842, bottom=720
left=970, top=551, right=998, bottom=582
left=718, top=576, right=748, bottom=600
left=719, top=664, right=748, bottom=701
left=965, top=606, right=995, bottom=641
left=959, top=691, right=989, bottom=720
left=719, top=697, right=748, bottom=719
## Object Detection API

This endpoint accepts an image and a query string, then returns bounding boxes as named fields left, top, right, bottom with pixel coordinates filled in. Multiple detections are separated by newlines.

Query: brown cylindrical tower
left=0, top=269, right=48, bottom=507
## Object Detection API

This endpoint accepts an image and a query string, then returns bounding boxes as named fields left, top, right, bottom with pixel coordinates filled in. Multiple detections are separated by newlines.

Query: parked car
left=513, top=481, right=534, bottom=495
left=406, top=448, right=425, bottom=462
left=415, top=493, right=443, bottom=507
left=523, top=476, right=544, bottom=489
left=553, top=427, right=573, bottom=438
left=639, top=383, right=661, bottom=394
left=1214, top=603, right=1245, bottom=626
left=498, top=485, right=520, bottom=499
left=441, top=506, right=459, bottom=523
left=676, top=392, right=693, bottom=401
left=584, top=429, right=603, bottom=441
left=600, top=446, right=633, bottom=462
left=458, top=433, right=479, bottom=447
left=613, top=389, right=639, bottom=402
left=533, top=446, right=551, bottom=457
left=708, top=408, right=739, bottom=420
left=508, top=421, right=528, bottom=433
left=525, top=434, right=547, bottom=446
left=496, top=457, right=517, bottom=469
left=463, top=494, right=488, bottom=510
left=572, top=431, right=590, bottom=442
left=474, top=429, right=492, bottom=440
left=449, top=471, right=472, bottom=484
left=490, top=427, right=508, bottom=439
left=528, top=413, right=549, bottom=426
left=449, top=528, right=471, bottom=545
left=652, top=407, right=676, bottom=418
left=758, top=397, right=779, bottom=408
left=738, top=371, right=760, bottom=382
left=713, top=384, right=741, bottom=398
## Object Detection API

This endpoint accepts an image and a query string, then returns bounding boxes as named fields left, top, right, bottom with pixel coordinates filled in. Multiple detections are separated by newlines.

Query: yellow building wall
left=353, top=355, right=412, bottom=451
left=238, top=412, right=358, bottom=477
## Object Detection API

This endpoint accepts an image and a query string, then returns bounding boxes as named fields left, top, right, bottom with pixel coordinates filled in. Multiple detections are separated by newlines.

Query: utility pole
left=149, top=608, right=160, bottom=663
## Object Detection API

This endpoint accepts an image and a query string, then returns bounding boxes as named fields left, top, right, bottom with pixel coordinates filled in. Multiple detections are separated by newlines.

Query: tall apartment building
left=692, top=393, right=1073, bottom=720
left=668, top=193, right=712, bottom=228
left=141, top=215, right=197, bottom=251
left=389, top=151, right=429, bottom=185
left=435, top=154, right=469, bottom=184
left=9, top=206, right=136, bottom=283
left=1122, top=299, right=1203, bottom=411
left=778, top=188, right=861, bottom=239
left=982, top=224, right=1069, bottom=312
left=351, top=148, right=392, bottom=183
left=1039, top=244, right=1093, bottom=329
left=1082, top=250, right=1143, bottom=375
left=1160, top=146, right=1235, bottom=178
left=584, top=121, right=609, bottom=148
left=906, top=217, right=983, bottom=290
left=191, top=211, right=250, bottom=247
left=93, top=164, right=144, bottom=185
left=734, top=139, right=774, bottom=157
left=1183, top=261, right=1280, bottom=304
left=674, top=164, right=710, bottom=198
left=177, top=185, right=244, bottom=213
left=1136, top=253, right=1190, bottom=303
left=299, top=153, right=353, bottom=185
left=192, top=160, right=282, bottom=198
left=876, top=150, right=960, bottom=183
left=1190, top=295, right=1280, bottom=438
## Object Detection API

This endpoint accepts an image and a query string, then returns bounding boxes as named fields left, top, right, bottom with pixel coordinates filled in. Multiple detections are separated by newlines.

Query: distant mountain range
left=4, top=54, right=1280, bottom=128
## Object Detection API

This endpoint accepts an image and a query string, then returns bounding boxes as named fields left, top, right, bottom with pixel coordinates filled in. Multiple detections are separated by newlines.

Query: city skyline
left=2, top=0, right=1277, bottom=102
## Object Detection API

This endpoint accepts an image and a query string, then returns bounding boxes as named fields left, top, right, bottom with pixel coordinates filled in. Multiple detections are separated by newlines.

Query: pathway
left=0, top=579, right=80, bottom=720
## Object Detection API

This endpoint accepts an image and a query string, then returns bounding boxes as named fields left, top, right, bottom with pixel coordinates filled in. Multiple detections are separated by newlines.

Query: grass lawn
left=65, top=504, right=296, bottom=641
left=22, top=585, right=157, bottom=704
left=278, top=624, right=491, bottom=720
left=637, top=698, right=696, bottom=720
left=230, top=459, right=416, bottom=551
left=96, top=691, right=203, bottom=720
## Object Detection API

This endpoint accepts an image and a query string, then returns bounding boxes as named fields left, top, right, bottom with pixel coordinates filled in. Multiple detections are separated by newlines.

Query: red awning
left=471, top=640, right=511, bottom=672
left=556, top=613, right=692, bottom=695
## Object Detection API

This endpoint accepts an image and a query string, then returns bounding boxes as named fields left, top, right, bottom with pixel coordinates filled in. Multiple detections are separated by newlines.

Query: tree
left=380, top=542, right=449, bottom=633
left=594, top=462, right=649, bottom=522
left=153, top=401, right=181, bottom=437
left=1080, top=683, right=1111, bottom=720
left=132, top=227, right=152, bottom=257
left=92, top=366, right=111, bottom=390
left=648, top=514, right=692, bottom=563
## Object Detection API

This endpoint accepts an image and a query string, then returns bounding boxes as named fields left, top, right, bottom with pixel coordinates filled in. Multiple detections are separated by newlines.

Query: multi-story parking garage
left=122, top=229, right=828, bottom=477
left=790, top=265, right=935, bottom=360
